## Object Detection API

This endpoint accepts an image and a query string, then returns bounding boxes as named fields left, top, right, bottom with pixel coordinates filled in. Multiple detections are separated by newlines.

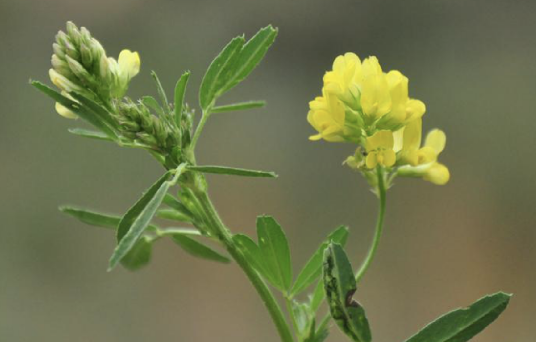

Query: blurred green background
left=2, top=0, right=535, bottom=341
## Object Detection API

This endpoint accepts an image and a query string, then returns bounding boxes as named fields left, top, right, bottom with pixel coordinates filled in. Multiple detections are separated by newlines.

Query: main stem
left=193, top=189, right=294, bottom=342
left=355, top=166, right=387, bottom=283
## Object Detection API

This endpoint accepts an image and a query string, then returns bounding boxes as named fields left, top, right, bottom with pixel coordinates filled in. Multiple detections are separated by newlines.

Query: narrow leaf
left=323, top=243, right=371, bottom=342
left=32, top=81, right=116, bottom=138
left=199, top=36, right=244, bottom=110
left=212, top=101, right=265, bottom=113
left=292, top=226, right=349, bottom=296
left=257, top=215, right=292, bottom=291
left=405, top=292, right=512, bottom=342
left=120, top=236, right=153, bottom=271
left=116, top=171, right=172, bottom=242
left=218, top=25, right=278, bottom=94
left=188, top=165, right=277, bottom=178
left=69, top=92, right=119, bottom=130
left=109, top=171, right=173, bottom=271
left=310, top=280, right=325, bottom=313
left=174, top=71, right=190, bottom=127
left=68, top=128, right=113, bottom=141
left=150, top=71, right=172, bottom=114
left=172, top=234, right=230, bottom=263
left=60, top=206, right=120, bottom=229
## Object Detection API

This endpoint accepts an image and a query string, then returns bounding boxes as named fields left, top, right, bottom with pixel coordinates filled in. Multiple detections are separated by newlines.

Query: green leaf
left=156, top=209, right=192, bottom=223
left=120, top=236, right=153, bottom=271
left=310, top=280, right=325, bottom=313
left=109, top=170, right=177, bottom=271
left=60, top=206, right=120, bottom=229
left=68, top=128, right=113, bottom=141
left=187, top=165, right=277, bottom=178
left=141, top=96, right=164, bottom=116
left=172, top=234, right=230, bottom=263
left=233, top=234, right=274, bottom=281
left=69, top=92, right=119, bottom=130
left=323, top=243, right=371, bottom=342
left=199, top=36, right=244, bottom=110
left=150, top=71, right=172, bottom=114
left=116, top=171, right=171, bottom=242
left=31, top=81, right=117, bottom=138
left=174, top=71, right=190, bottom=127
left=405, top=292, right=512, bottom=342
left=212, top=101, right=266, bottom=113
left=257, top=215, right=292, bottom=292
left=291, top=226, right=349, bottom=296
left=218, top=25, right=278, bottom=95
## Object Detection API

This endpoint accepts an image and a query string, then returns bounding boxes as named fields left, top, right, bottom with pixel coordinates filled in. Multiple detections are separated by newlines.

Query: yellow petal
left=366, top=152, right=378, bottom=169
left=402, top=118, right=422, bottom=152
left=424, top=129, right=446, bottom=154
left=361, top=73, right=391, bottom=119
left=382, top=149, right=396, bottom=167
left=424, top=163, right=450, bottom=185
left=405, top=99, right=426, bottom=122
left=118, top=49, right=140, bottom=78
left=55, top=102, right=78, bottom=119
left=366, top=130, right=394, bottom=151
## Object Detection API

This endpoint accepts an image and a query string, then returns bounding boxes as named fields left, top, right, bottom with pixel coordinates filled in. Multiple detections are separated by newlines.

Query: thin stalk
left=193, top=189, right=294, bottom=342
left=355, top=166, right=387, bottom=284
left=190, top=109, right=210, bottom=150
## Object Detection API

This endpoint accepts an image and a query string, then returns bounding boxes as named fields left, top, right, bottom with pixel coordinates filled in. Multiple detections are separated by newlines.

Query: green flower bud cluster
left=50, top=21, right=140, bottom=105
left=117, top=99, right=180, bottom=151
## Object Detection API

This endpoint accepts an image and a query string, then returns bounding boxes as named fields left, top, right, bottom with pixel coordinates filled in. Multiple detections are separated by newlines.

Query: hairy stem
left=193, top=188, right=294, bottom=342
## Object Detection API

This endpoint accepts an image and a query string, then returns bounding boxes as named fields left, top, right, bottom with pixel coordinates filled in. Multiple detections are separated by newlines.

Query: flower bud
left=49, top=69, right=82, bottom=93
left=80, top=43, right=93, bottom=68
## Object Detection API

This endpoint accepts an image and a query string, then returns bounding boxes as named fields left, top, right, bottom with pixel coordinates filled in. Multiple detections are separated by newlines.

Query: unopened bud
left=51, top=54, right=71, bottom=75
left=79, top=27, right=91, bottom=44
left=66, top=21, right=81, bottom=45
left=64, top=41, right=80, bottom=60
left=49, top=68, right=82, bottom=93
left=79, top=43, right=93, bottom=69
left=55, top=31, right=69, bottom=47
left=52, top=43, right=65, bottom=59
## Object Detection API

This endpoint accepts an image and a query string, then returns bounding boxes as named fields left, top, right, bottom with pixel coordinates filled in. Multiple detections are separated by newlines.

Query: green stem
left=193, top=189, right=294, bottom=342
left=355, top=166, right=387, bottom=284
left=190, top=109, right=210, bottom=150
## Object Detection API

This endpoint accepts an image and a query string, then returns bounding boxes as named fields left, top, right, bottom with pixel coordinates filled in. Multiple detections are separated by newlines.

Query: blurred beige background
left=1, top=0, right=535, bottom=341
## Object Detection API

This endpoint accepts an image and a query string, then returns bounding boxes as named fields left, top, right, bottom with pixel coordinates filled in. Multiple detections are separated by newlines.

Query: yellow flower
left=376, top=70, right=426, bottom=130
left=396, top=119, right=445, bottom=166
left=365, top=130, right=396, bottom=168
left=360, top=57, right=392, bottom=120
left=396, top=123, right=450, bottom=185
left=323, top=53, right=362, bottom=106
left=423, top=162, right=450, bottom=185
left=118, top=49, right=141, bottom=80
left=307, top=92, right=346, bottom=142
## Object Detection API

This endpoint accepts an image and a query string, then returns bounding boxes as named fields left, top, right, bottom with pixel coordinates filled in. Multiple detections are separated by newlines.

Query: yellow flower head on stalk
left=365, top=130, right=396, bottom=168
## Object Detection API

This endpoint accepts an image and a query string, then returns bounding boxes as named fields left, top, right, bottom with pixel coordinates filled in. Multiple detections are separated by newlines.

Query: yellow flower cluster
left=309, top=53, right=449, bottom=185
